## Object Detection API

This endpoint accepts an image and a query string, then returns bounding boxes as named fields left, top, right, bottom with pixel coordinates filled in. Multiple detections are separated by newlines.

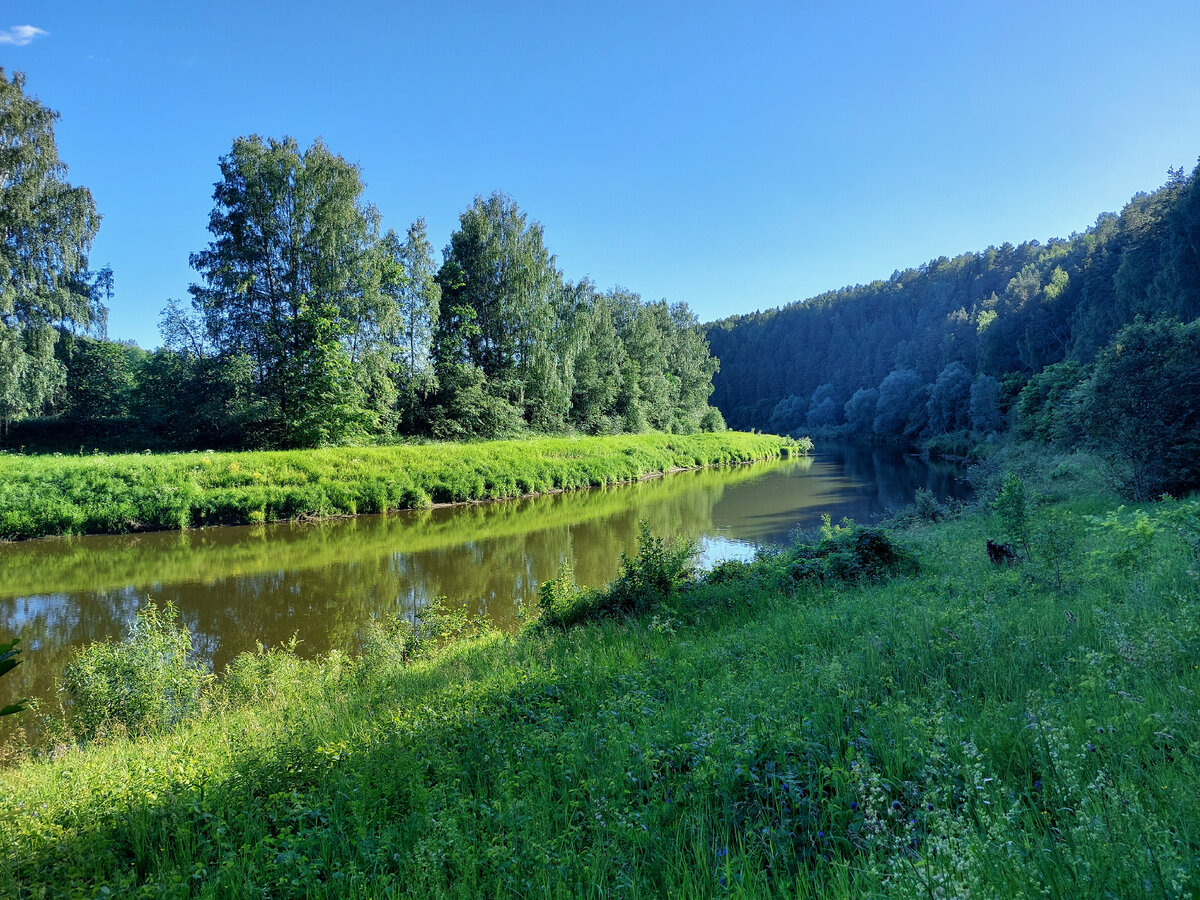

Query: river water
left=0, top=443, right=969, bottom=717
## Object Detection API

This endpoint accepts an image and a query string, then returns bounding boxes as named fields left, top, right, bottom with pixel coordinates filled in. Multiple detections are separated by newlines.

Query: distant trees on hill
left=708, top=159, right=1200, bottom=491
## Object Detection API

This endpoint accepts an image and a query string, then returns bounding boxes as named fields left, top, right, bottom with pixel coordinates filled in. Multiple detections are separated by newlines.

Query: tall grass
left=0, top=432, right=802, bottom=541
left=1, top=453, right=1197, bottom=897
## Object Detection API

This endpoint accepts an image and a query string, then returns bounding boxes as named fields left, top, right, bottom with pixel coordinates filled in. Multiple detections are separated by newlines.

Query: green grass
left=2, top=454, right=1198, bottom=897
left=0, top=432, right=801, bottom=541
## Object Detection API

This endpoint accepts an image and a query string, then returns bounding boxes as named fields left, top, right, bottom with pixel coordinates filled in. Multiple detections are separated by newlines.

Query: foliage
left=1014, top=360, right=1083, bottom=444
left=784, top=515, right=916, bottom=583
left=186, top=135, right=388, bottom=447
left=3, top=462, right=1200, bottom=897
left=1033, top=508, right=1078, bottom=590
left=968, top=373, right=1005, bottom=433
left=0, top=69, right=101, bottom=434
left=534, top=560, right=603, bottom=630
left=538, top=522, right=697, bottom=629
left=607, top=520, right=697, bottom=611
left=361, top=597, right=483, bottom=665
left=991, top=471, right=1032, bottom=559
left=59, top=602, right=211, bottom=743
left=0, top=432, right=794, bottom=540
left=708, top=160, right=1200, bottom=460
left=1075, top=317, right=1200, bottom=499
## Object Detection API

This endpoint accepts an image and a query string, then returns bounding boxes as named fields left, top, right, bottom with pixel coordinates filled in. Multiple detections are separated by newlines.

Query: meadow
left=1, top=447, right=1197, bottom=897
left=0, top=432, right=801, bottom=541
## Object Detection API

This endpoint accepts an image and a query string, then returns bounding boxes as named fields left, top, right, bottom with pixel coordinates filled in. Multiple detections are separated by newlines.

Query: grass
left=0, top=432, right=802, bottom=541
left=1, top=450, right=1198, bottom=897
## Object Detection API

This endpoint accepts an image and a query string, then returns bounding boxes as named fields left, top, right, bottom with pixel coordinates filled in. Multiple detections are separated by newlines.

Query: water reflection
left=0, top=445, right=968, bottom=714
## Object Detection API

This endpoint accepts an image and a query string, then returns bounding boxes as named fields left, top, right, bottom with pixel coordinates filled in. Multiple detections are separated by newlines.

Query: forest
left=709, top=160, right=1200, bottom=497
left=1, top=72, right=724, bottom=453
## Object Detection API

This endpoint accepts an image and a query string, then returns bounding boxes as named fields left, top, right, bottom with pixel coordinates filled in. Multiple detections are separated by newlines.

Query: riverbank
left=2, top=450, right=1197, bottom=896
left=0, top=432, right=803, bottom=541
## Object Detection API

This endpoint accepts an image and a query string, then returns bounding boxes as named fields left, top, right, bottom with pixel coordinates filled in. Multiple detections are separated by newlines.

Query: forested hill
left=707, top=161, right=1200, bottom=435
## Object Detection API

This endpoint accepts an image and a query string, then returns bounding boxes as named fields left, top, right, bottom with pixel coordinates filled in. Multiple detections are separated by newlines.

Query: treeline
left=708, top=160, right=1200, bottom=482
left=2, top=73, right=722, bottom=451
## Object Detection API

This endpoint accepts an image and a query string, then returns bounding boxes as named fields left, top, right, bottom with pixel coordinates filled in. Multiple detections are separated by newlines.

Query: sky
left=4, top=0, right=1200, bottom=349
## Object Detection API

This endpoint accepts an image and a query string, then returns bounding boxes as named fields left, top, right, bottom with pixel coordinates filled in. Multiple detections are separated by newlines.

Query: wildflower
left=891, top=800, right=902, bottom=810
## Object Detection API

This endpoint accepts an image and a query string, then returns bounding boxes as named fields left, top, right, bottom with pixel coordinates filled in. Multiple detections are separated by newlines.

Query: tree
left=806, top=383, right=840, bottom=429
left=436, top=192, right=560, bottom=418
left=926, top=361, right=973, bottom=434
left=382, top=219, right=440, bottom=429
left=873, top=369, right=927, bottom=438
left=1076, top=318, right=1200, bottom=499
left=768, top=395, right=806, bottom=435
left=969, top=374, right=1005, bottom=433
left=0, top=69, right=100, bottom=435
left=567, top=282, right=625, bottom=433
left=843, top=387, right=879, bottom=434
left=187, top=135, right=384, bottom=447
left=58, top=334, right=142, bottom=422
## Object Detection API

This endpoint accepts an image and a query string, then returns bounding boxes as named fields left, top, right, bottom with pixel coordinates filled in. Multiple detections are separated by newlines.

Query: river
left=0, top=443, right=969, bottom=721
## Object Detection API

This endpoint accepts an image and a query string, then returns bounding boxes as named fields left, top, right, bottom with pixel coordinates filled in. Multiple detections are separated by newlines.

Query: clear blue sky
left=5, top=1, right=1200, bottom=348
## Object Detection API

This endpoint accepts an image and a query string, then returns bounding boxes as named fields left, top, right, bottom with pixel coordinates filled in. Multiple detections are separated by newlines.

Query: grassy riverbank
left=0, top=432, right=801, bottom=541
left=2, top=449, right=1198, bottom=896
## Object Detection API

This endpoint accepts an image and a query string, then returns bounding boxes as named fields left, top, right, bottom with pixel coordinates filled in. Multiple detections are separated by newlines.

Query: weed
left=59, top=601, right=211, bottom=743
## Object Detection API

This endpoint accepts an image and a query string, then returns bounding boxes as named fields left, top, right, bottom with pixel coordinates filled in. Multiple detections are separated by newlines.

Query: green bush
left=60, top=602, right=212, bottom=742
left=536, top=524, right=697, bottom=630
left=607, top=521, right=697, bottom=612
left=536, top=562, right=606, bottom=630
left=786, top=516, right=916, bottom=584
left=992, top=472, right=1032, bottom=558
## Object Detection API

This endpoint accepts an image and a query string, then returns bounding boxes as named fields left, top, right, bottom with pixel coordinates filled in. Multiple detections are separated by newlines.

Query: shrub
left=60, top=602, right=212, bottom=742
left=361, top=597, right=481, bottom=663
left=536, top=561, right=605, bottom=630
left=991, top=472, right=1031, bottom=558
left=536, top=524, right=697, bottom=630
left=786, top=516, right=916, bottom=584
left=607, top=521, right=697, bottom=612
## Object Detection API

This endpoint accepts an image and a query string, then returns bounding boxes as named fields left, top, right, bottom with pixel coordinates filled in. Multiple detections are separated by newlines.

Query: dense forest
left=709, top=160, right=1200, bottom=495
left=1, top=72, right=723, bottom=452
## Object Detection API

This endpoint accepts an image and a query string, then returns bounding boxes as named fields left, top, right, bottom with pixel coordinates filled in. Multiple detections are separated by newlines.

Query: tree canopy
left=0, top=69, right=100, bottom=434
left=187, top=135, right=388, bottom=447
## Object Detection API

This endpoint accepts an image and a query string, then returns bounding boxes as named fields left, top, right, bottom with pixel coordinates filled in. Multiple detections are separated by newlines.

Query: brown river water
left=0, top=443, right=968, bottom=725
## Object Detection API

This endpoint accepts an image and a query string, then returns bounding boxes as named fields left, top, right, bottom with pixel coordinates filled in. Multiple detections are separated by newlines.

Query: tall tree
left=568, top=282, right=626, bottom=433
left=0, top=69, right=100, bottom=434
left=382, top=219, right=440, bottom=428
left=187, top=136, right=383, bottom=446
left=436, top=192, right=560, bottom=415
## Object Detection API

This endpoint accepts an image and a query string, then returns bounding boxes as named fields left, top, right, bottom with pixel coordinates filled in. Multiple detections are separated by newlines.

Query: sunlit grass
left=0, top=432, right=800, bottom=541
left=1, top=458, right=1197, bottom=897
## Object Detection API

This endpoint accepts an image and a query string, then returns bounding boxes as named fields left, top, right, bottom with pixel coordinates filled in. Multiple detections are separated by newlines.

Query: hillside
left=708, top=161, right=1200, bottom=438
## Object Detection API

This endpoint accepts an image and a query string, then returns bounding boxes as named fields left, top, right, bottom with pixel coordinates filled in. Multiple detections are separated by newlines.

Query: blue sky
left=4, top=1, right=1200, bottom=348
